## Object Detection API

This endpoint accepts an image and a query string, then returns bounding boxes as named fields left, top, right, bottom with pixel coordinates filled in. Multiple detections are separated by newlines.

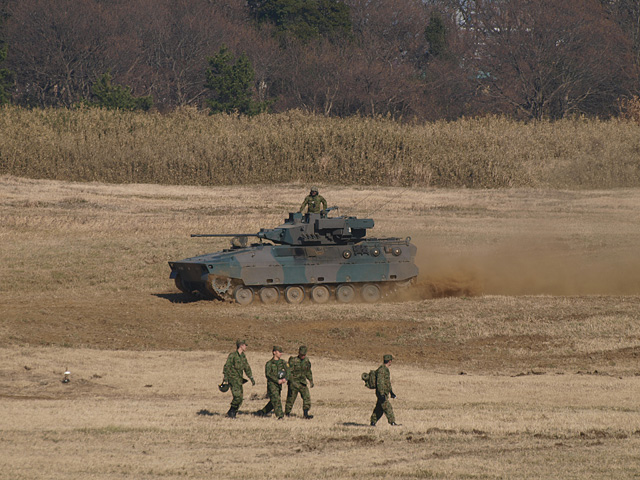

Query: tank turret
left=191, top=209, right=373, bottom=246
left=169, top=208, right=417, bottom=305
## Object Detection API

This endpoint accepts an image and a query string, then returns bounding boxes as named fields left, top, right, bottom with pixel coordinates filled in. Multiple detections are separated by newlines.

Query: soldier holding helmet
left=254, top=346, right=290, bottom=419
left=222, top=339, right=256, bottom=418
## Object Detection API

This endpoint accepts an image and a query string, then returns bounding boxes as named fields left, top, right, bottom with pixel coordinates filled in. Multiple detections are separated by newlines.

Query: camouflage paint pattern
left=285, top=355, right=314, bottom=413
left=258, top=358, right=289, bottom=418
left=370, top=364, right=395, bottom=425
left=223, top=351, right=254, bottom=409
left=169, top=211, right=419, bottom=303
left=299, top=194, right=327, bottom=214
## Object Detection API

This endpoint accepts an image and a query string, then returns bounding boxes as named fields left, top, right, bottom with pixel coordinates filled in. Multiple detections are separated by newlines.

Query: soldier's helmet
left=310, top=186, right=319, bottom=195
left=298, top=345, right=308, bottom=355
left=383, top=354, right=393, bottom=363
left=218, top=381, right=230, bottom=392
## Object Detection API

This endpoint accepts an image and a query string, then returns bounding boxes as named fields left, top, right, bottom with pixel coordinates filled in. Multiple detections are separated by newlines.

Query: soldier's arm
left=243, top=357, right=254, bottom=383
left=265, top=362, right=278, bottom=383
left=321, top=197, right=327, bottom=210
left=306, top=360, right=314, bottom=385
left=299, top=197, right=308, bottom=212
left=246, top=360, right=255, bottom=385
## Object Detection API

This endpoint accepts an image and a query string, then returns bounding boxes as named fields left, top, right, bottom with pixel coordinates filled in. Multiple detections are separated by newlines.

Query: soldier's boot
left=303, top=409, right=314, bottom=419
left=226, top=407, right=237, bottom=418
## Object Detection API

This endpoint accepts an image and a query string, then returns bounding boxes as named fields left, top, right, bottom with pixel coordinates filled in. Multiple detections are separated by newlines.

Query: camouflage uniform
left=299, top=188, right=327, bottom=214
left=285, top=346, right=314, bottom=418
left=370, top=354, right=396, bottom=426
left=222, top=343, right=255, bottom=416
left=257, top=347, right=290, bottom=419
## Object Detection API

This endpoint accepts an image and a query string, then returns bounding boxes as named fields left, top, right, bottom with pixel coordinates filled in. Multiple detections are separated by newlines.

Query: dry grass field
left=3, top=107, right=640, bottom=189
left=2, top=175, right=640, bottom=479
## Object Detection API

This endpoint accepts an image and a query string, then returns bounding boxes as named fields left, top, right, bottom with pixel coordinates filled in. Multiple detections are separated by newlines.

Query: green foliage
left=247, top=0, right=352, bottom=42
left=88, top=72, right=153, bottom=111
left=205, top=45, right=269, bottom=116
left=425, top=11, right=447, bottom=59
left=0, top=43, right=14, bottom=105
left=0, top=1, right=13, bottom=106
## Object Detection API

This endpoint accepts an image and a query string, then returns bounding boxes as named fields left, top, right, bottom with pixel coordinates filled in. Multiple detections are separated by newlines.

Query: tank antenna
left=363, top=186, right=412, bottom=218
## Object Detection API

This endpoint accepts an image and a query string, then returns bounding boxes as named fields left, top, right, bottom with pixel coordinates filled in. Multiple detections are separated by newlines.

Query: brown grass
left=2, top=347, right=639, bottom=479
left=2, top=106, right=640, bottom=188
left=1, top=176, right=640, bottom=479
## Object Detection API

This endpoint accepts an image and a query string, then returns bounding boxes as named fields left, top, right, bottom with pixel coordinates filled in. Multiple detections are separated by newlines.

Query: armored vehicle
left=168, top=208, right=418, bottom=305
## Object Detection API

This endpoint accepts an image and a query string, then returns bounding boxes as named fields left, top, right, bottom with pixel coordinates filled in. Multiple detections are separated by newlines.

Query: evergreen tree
left=0, top=3, right=13, bottom=105
left=0, top=43, right=13, bottom=105
left=88, top=72, right=153, bottom=111
left=205, top=45, right=269, bottom=115
left=425, top=11, right=447, bottom=59
left=247, top=0, right=351, bottom=42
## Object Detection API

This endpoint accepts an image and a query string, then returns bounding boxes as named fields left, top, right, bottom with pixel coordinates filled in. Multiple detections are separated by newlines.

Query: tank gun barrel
left=190, top=233, right=261, bottom=238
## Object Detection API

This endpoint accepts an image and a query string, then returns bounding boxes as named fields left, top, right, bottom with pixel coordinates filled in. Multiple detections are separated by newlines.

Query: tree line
left=0, top=0, right=639, bottom=121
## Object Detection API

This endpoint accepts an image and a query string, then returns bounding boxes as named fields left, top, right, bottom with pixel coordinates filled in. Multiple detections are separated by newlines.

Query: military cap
left=298, top=345, right=308, bottom=355
left=383, top=354, right=393, bottom=363
left=273, top=345, right=283, bottom=352
left=236, top=339, right=247, bottom=348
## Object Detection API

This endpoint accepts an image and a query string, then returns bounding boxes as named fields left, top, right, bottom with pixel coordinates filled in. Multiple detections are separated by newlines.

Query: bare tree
left=601, top=0, right=640, bottom=73
left=469, top=0, right=635, bottom=119
left=6, top=0, right=113, bottom=106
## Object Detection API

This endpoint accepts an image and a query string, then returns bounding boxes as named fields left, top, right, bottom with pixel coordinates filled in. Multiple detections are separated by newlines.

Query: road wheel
left=310, top=285, right=330, bottom=304
left=284, top=286, right=305, bottom=304
left=336, top=284, right=356, bottom=303
left=361, top=284, right=381, bottom=303
left=259, top=286, right=279, bottom=304
left=233, top=286, right=254, bottom=305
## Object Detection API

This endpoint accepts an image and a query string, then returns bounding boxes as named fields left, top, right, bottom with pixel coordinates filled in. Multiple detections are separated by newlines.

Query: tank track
left=177, top=274, right=414, bottom=305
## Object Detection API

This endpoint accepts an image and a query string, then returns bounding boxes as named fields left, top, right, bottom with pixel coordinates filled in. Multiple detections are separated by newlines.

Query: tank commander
left=299, top=186, right=327, bottom=214
left=222, top=339, right=255, bottom=418
left=370, top=354, right=398, bottom=427
left=254, top=346, right=289, bottom=419
left=285, top=345, right=314, bottom=419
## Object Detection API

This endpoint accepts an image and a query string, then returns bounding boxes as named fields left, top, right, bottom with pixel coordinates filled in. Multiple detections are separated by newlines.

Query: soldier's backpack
left=361, top=370, right=377, bottom=389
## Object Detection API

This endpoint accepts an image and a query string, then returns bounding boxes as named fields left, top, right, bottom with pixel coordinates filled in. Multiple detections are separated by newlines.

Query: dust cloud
left=409, top=238, right=640, bottom=299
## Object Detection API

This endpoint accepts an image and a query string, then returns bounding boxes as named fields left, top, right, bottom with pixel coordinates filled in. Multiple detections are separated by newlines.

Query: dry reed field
left=2, top=107, right=640, bottom=189
left=2, top=175, right=640, bottom=479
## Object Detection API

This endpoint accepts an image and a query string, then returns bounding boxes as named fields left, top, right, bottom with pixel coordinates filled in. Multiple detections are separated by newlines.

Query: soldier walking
left=370, top=354, right=398, bottom=426
left=222, top=339, right=256, bottom=418
left=254, top=346, right=290, bottom=419
left=285, top=345, right=314, bottom=419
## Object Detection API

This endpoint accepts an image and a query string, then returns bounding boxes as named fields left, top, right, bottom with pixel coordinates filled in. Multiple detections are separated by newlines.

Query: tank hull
left=169, top=238, right=418, bottom=304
